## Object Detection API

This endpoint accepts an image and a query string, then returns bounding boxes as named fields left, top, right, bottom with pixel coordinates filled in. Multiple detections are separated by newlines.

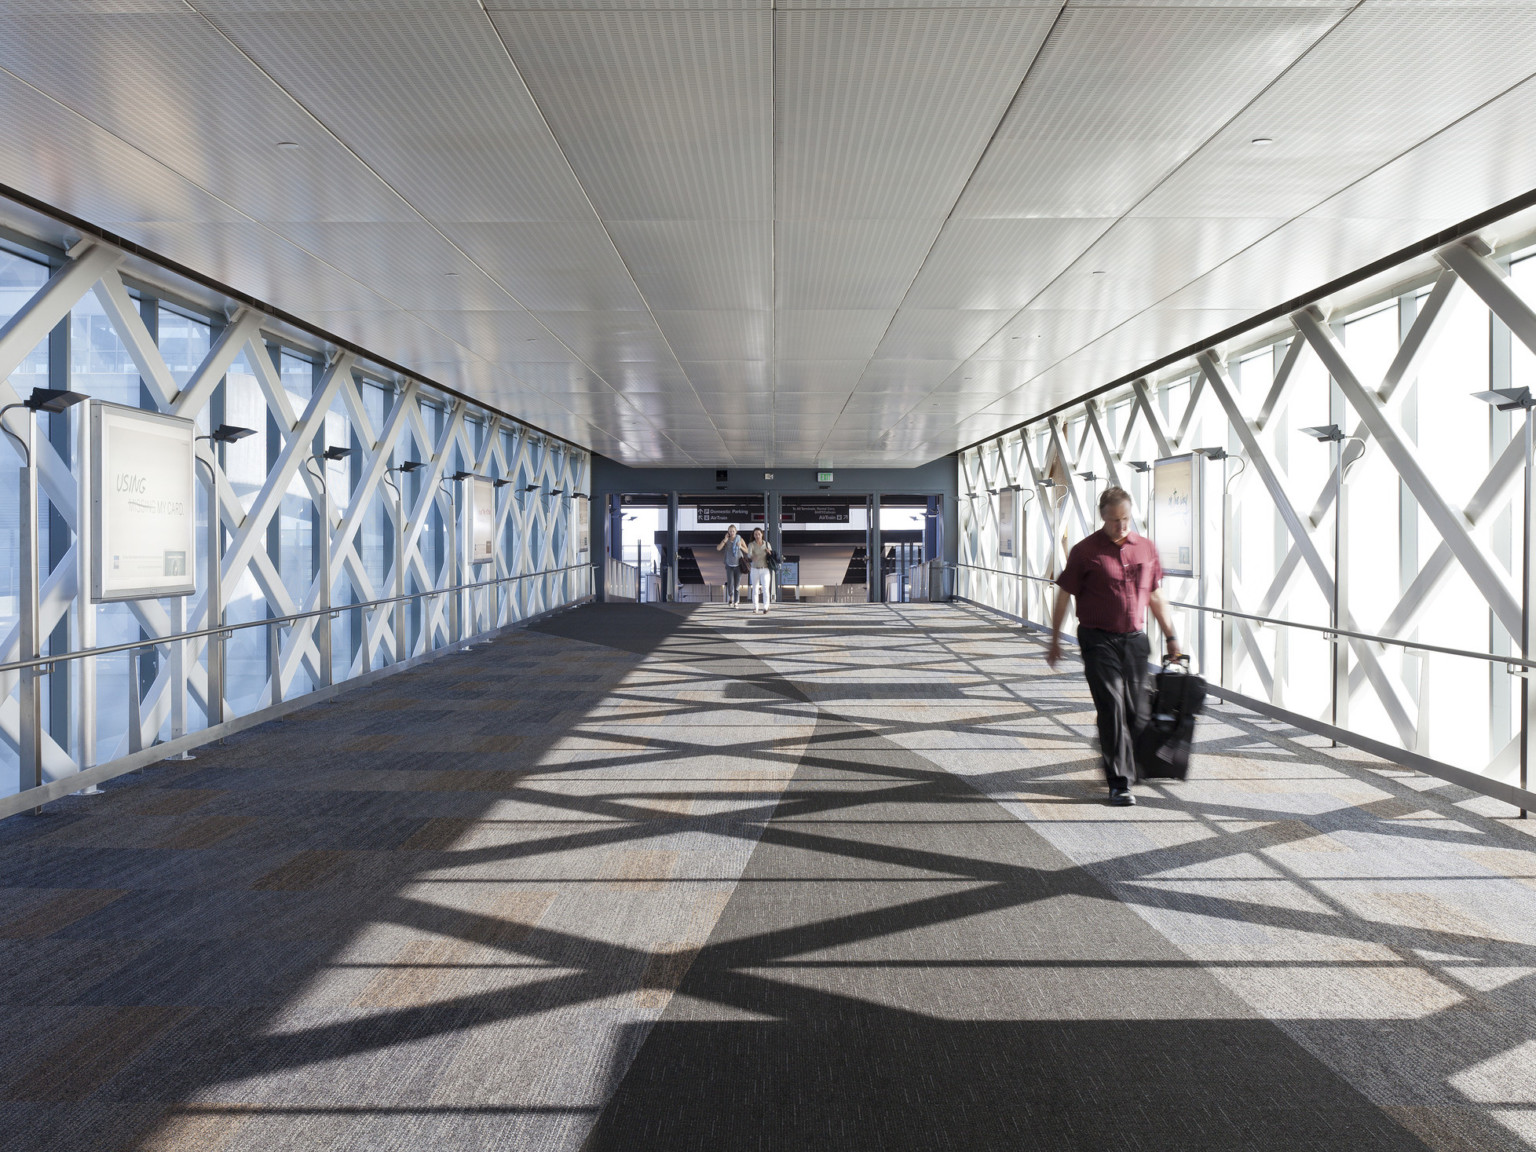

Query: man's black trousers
left=1078, top=626, right=1151, bottom=789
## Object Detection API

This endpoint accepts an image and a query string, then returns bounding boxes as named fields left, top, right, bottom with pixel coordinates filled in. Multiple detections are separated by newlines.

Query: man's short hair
left=1098, top=486, right=1133, bottom=514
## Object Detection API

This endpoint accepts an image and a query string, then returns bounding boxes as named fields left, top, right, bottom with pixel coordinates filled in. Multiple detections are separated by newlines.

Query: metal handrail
left=0, top=562, right=596, bottom=676
left=1163, top=599, right=1536, bottom=671
left=955, top=562, right=1055, bottom=585
left=952, top=562, right=1536, bottom=671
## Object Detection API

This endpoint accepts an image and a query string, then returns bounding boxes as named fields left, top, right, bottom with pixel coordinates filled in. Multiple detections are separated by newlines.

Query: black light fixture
left=1301, top=424, right=1345, bottom=442
left=493, top=478, right=512, bottom=489
left=321, top=445, right=352, bottom=461
left=521, top=484, right=539, bottom=492
left=1127, top=461, right=1151, bottom=473
left=550, top=487, right=563, bottom=495
left=396, top=460, right=425, bottom=474
left=1193, top=446, right=1229, bottom=461
left=1474, top=387, right=1536, bottom=411
left=1078, top=470, right=1097, bottom=483
left=451, top=470, right=473, bottom=481
left=22, top=388, right=89, bottom=413
left=209, top=424, right=256, bottom=444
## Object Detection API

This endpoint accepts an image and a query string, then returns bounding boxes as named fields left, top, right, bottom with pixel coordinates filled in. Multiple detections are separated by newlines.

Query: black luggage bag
left=1135, top=655, right=1207, bottom=780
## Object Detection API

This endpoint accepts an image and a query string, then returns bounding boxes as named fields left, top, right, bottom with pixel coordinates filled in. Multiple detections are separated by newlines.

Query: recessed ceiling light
left=275, top=141, right=301, bottom=150
left=1250, top=137, right=1275, bottom=146
left=1091, top=270, right=1107, bottom=276
left=443, top=271, right=459, bottom=277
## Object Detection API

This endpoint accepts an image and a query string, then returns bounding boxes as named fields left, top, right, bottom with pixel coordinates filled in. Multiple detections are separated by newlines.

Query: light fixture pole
left=1195, top=448, right=1245, bottom=687
left=305, top=445, right=352, bottom=686
left=1474, top=388, right=1536, bottom=816
left=1302, top=424, right=1361, bottom=740
left=384, top=461, right=424, bottom=661
left=449, top=471, right=476, bottom=643
left=0, top=389, right=89, bottom=808
left=193, top=424, right=255, bottom=730
left=494, top=477, right=512, bottom=626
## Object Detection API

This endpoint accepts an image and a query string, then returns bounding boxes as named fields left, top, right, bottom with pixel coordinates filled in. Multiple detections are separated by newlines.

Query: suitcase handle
left=1162, top=654, right=1191, bottom=669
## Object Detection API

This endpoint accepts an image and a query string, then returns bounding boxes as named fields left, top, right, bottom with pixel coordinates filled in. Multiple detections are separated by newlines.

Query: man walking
left=715, top=524, right=744, bottom=608
left=1046, top=487, right=1180, bottom=806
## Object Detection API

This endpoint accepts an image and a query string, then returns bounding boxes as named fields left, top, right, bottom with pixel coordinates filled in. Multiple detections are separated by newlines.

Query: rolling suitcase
left=1136, top=655, right=1206, bottom=780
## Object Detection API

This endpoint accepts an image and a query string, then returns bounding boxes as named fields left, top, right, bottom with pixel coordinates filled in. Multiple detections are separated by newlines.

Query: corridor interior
left=1, top=603, right=1535, bottom=1151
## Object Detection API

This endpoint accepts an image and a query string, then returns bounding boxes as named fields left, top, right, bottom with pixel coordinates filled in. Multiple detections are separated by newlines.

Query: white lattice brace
left=1252, top=272, right=1465, bottom=621
left=221, top=355, right=350, bottom=685
left=1046, top=416, right=1092, bottom=538
left=172, top=310, right=265, bottom=418
left=0, top=375, right=78, bottom=530
left=1349, top=432, right=1525, bottom=698
left=1293, top=308, right=1519, bottom=636
left=1255, top=337, right=1305, bottom=431
left=1199, top=351, right=1417, bottom=742
left=1083, top=401, right=1129, bottom=498
left=1130, top=379, right=1174, bottom=458
left=0, top=243, right=120, bottom=383
left=1019, top=432, right=1067, bottom=573
left=91, top=272, right=178, bottom=412
left=1438, top=240, right=1536, bottom=359
left=1172, top=371, right=1206, bottom=448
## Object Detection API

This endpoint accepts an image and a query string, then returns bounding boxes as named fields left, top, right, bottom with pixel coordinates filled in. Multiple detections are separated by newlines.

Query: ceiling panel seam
left=877, top=0, right=1370, bottom=450
left=472, top=1, right=742, bottom=466
left=913, top=56, right=1536, bottom=458
left=806, top=0, right=1068, bottom=466
left=181, top=0, right=697, bottom=465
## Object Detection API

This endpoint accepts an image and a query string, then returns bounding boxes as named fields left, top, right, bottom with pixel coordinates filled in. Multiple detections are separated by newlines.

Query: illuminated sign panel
left=1152, top=453, right=1201, bottom=578
left=91, top=401, right=197, bottom=602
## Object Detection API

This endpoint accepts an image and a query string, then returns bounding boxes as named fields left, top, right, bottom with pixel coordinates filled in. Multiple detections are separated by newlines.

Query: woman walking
left=715, top=523, right=744, bottom=607
left=745, top=527, right=774, bottom=614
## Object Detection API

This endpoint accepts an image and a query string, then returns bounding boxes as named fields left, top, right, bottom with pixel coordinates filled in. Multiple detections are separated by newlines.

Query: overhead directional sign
left=782, top=502, right=848, bottom=523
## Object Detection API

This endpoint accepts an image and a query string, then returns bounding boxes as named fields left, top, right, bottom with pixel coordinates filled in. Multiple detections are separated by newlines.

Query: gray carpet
left=0, top=602, right=1531, bottom=1150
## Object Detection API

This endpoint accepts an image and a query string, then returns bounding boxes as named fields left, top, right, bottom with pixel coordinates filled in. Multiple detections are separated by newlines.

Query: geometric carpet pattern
left=0, top=602, right=1532, bottom=1150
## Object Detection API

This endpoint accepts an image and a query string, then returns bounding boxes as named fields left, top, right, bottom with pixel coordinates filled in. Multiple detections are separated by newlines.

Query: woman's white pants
left=750, top=567, right=773, bottom=610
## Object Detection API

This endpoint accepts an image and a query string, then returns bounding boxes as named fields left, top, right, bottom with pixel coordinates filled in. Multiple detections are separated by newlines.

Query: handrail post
left=317, top=480, right=333, bottom=687
left=204, top=458, right=224, bottom=728
left=127, top=647, right=143, bottom=755
left=269, top=621, right=283, bottom=709
left=17, top=411, right=42, bottom=807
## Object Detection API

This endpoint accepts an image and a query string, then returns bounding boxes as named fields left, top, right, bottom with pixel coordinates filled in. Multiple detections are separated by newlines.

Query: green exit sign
left=817, top=471, right=834, bottom=483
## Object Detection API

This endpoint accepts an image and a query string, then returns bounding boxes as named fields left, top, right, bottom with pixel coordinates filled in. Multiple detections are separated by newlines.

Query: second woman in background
left=745, top=527, right=774, bottom=615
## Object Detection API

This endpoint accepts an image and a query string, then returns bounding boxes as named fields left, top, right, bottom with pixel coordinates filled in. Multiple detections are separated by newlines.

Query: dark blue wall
left=589, top=454, right=959, bottom=595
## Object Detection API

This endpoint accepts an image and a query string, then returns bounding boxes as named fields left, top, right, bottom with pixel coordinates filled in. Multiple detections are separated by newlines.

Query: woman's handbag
left=738, top=556, right=750, bottom=575
left=766, top=550, right=780, bottom=573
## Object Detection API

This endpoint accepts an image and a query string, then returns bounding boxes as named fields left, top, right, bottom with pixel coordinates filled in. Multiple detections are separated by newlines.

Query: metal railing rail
left=0, top=563, right=596, bottom=676
left=952, top=562, right=1536, bottom=671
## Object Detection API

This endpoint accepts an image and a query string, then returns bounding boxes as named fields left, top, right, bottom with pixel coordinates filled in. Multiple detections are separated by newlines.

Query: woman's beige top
left=746, top=541, right=772, bottom=569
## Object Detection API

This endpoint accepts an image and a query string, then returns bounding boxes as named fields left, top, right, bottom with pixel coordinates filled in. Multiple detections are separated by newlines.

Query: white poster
left=468, top=476, right=496, bottom=564
left=997, top=488, right=1015, bottom=558
left=577, top=496, right=590, bottom=555
left=91, top=401, right=197, bottom=602
left=1152, top=453, right=1201, bottom=578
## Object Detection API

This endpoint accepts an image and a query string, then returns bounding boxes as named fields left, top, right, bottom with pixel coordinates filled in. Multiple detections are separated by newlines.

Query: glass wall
left=958, top=236, right=1536, bottom=796
left=0, top=238, right=591, bottom=801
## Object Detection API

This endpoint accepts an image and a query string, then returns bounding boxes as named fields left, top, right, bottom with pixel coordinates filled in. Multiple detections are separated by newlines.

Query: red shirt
left=1056, top=530, right=1163, bottom=632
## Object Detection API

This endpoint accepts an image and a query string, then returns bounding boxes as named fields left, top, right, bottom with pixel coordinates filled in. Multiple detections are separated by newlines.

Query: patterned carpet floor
left=1, top=602, right=1534, bottom=1150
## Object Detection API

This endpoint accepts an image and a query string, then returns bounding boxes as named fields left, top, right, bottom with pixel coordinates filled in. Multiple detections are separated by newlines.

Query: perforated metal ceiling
left=1, top=1, right=1535, bottom=466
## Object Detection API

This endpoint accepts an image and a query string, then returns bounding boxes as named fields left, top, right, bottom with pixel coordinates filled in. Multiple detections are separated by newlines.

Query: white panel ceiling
left=0, top=1, right=1533, bottom=466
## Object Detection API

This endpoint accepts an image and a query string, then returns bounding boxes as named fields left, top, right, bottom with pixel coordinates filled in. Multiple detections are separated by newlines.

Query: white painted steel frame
left=958, top=231, right=1536, bottom=803
left=0, top=240, right=591, bottom=799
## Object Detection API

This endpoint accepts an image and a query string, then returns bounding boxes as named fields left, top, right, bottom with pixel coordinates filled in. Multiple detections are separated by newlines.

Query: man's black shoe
left=1108, top=787, right=1135, bottom=807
